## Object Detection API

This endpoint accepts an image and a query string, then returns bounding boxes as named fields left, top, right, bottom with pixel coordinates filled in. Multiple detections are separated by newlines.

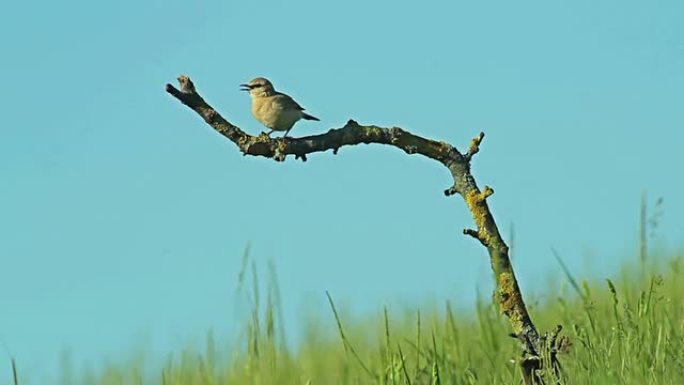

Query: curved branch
left=167, top=76, right=463, bottom=166
left=166, top=75, right=543, bottom=377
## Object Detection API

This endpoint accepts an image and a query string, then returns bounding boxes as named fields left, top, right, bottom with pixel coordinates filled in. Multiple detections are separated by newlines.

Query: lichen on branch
left=166, top=75, right=551, bottom=383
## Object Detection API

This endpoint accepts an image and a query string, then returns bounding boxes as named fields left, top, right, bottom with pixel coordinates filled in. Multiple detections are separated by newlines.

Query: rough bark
left=165, top=75, right=556, bottom=383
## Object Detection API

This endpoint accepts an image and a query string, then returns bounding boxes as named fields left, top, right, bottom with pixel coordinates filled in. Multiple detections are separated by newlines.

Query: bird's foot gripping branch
left=166, top=75, right=565, bottom=384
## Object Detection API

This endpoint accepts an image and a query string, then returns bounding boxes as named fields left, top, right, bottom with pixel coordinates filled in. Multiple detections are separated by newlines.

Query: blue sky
left=1, top=0, right=683, bottom=382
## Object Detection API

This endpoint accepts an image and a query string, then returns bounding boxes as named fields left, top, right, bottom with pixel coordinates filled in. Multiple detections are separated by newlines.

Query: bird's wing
left=274, top=92, right=306, bottom=111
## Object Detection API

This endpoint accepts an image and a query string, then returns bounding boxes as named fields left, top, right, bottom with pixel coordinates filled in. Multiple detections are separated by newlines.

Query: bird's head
left=240, top=77, right=275, bottom=97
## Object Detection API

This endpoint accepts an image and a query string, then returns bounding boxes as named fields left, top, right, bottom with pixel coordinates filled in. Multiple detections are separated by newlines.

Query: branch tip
left=463, top=228, right=486, bottom=246
left=463, top=228, right=478, bottom=237
left=465, top=131, right=486, bottom=160
left=177, top=75, right=196, bottom=94
left=444, top=185, right=460, bottom=196
left=482, top=186, right=494, bottom=198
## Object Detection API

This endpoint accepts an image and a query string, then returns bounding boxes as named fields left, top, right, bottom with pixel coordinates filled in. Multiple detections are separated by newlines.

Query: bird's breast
left=252, top=97, right=302, bottom=131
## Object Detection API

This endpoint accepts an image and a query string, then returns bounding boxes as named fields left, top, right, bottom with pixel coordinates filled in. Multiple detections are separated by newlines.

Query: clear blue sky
left=1, top=0, right=683, bottom=382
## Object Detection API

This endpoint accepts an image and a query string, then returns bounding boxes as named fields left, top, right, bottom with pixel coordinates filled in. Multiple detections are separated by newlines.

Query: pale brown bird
left=240, top=77, right=320, bottom=137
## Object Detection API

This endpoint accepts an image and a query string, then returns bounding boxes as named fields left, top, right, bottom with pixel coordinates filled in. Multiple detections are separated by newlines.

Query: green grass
left=12, top=251, right=684, bottom=385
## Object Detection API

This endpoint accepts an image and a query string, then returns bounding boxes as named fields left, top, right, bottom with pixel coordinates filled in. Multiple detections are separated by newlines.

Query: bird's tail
left=302, top=113, right=320, bottom=121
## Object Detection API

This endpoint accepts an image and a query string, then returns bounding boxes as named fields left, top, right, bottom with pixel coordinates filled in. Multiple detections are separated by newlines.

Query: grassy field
left=13, top=251, right=684, bottom=384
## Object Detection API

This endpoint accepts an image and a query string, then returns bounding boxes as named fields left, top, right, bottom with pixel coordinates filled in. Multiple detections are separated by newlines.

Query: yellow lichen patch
left=275, top=139, right=288, bottom=152
left=255, top=132, right=272, bottom=142
left=498, top=271, right=526, bottom=334
left=237, top=136, right=250, bottom=149
left=465, top=189, right=492, bottom=245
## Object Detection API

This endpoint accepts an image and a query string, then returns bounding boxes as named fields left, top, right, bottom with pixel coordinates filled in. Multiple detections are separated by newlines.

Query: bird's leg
left=283, top=128, right=292, bottom=138
left=266, top=129, right=275, bottom=137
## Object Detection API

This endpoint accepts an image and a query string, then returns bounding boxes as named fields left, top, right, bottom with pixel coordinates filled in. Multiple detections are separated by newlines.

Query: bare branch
left=463, top=228, right=487, bottom=246
left=166, top=79, right=461, bottom=166
left=465, top=131, right=485, bottom=161
left=166, top=75, right=545, bottom=379
left=444, top=185, right=460, bottom=197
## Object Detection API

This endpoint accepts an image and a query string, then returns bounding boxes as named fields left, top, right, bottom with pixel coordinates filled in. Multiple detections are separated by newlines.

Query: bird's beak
left=239, top=84, right=251, bottom=91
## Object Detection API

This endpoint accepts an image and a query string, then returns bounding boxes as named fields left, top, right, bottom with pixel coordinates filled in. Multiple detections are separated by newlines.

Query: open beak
left=239, top=84, right=251, bottom=91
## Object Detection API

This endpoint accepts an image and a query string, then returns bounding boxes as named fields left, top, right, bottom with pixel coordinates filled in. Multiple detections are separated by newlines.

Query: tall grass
left=16, top=249, right=678, bottom=385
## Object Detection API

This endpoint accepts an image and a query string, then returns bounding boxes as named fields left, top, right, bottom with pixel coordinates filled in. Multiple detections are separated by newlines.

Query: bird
left=240, top=77, right=320, bottom=137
